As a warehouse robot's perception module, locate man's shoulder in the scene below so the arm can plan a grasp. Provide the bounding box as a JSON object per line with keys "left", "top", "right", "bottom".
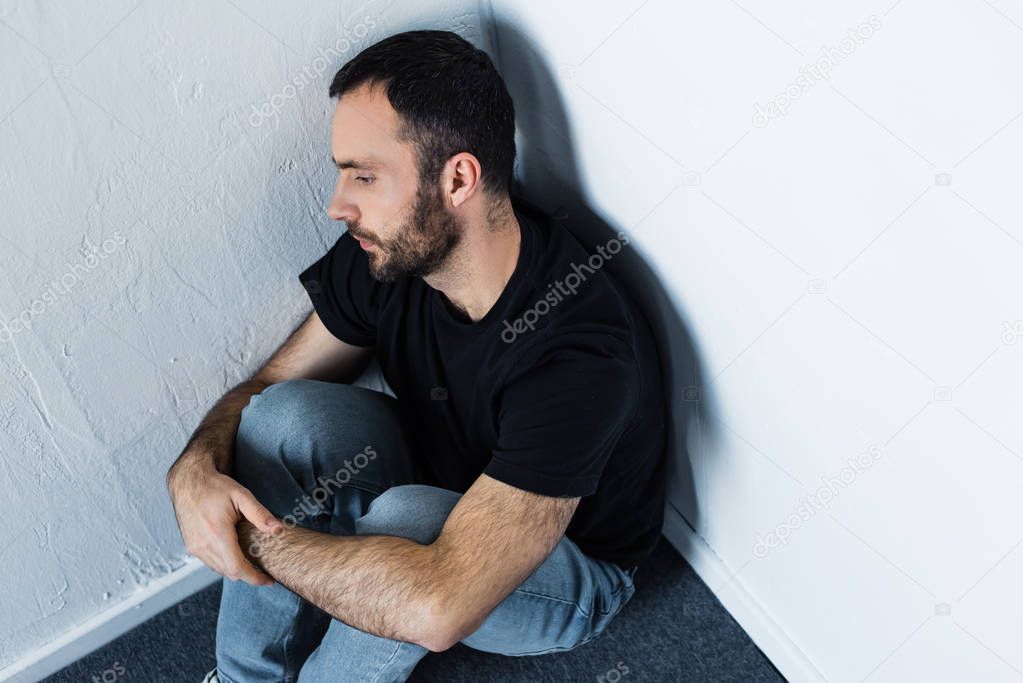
{"left": 517, "top": 220, "right": 638, "bottom": 343}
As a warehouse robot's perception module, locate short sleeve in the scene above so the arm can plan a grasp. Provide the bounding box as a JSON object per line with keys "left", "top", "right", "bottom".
{"left": 484, "top": 347, "right": 637, "bottom": 498}
{"left": 297, "top": 231, "right": 386, "bottom": 347}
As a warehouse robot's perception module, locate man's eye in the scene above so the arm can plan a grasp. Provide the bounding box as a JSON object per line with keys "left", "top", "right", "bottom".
{"left": 356, "top": 176, "right": 374, "bottom": 185}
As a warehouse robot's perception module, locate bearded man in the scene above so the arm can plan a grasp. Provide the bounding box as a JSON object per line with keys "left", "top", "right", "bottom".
{"left": 167, "top": 29, "right": 666, "bottom": 683}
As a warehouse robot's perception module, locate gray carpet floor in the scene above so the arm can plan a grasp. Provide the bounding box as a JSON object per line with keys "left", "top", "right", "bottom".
{"left": 44, "top": 539, "right": 785, "bottom": 682}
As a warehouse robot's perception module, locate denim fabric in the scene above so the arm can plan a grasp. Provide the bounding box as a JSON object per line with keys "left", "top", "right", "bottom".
{"left": 215, "top": 379, "right": 637, "bottom": 683}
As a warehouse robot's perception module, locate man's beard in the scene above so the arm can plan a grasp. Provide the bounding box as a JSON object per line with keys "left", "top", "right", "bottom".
{"left": 348, "top": 180, "right": 462, "bottom": 283}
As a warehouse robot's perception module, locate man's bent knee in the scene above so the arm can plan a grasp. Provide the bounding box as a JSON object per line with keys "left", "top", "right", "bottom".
{"left": 355, "top": 485, "right": 461, "bottom": 545}
{"left": 236, "top": 380, "right": 406, "bottom": 467}
{"left": 238, "top": 379, "right": 347, "bottom": 447}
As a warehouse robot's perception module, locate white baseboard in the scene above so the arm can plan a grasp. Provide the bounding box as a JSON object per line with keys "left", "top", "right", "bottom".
{"left": 661, "top": 502, "right": 827, "bottom": 683}
{"left": 0, "top": 560, "right": 219, "bottom": 683}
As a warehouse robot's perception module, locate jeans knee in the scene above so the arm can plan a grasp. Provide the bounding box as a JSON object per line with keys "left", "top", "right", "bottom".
{"left": 239, "top": 378, "right": 319, "bottom": 433}
{"left": 236, "top": 379, "right": 397, "bottom": 468}
{"left": 356, "top": 485, "right": 461, "bottom": 545}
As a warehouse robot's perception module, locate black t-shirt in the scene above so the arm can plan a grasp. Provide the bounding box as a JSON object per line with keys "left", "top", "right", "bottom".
{"left": 298, "top": 197, "right": 667, "bottom": 569}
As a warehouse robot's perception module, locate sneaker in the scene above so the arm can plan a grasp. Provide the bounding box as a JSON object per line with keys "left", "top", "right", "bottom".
{"left": 201, "top": 670, "right": 219, "bottom": 683}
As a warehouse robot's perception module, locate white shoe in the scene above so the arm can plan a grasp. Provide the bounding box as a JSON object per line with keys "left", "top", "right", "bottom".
{"left": 201, "top": 670, "right": 219, "bottom": 683}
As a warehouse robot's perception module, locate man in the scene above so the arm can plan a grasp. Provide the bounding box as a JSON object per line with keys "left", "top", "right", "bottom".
{"left": 167, "top": 29, "right": 666, "bottom": 683}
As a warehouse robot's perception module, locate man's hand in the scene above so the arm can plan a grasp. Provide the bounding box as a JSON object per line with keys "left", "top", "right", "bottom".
{"left": 168, "top": 455, "right": 282, "bottom": 586}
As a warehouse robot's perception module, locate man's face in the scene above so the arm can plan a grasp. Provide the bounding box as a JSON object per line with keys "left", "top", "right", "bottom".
{"left": 327, "top": 83, "right": 462, "bottom": 282}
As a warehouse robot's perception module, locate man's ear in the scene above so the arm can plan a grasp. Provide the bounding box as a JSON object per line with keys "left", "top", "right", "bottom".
{"left": 444, "top": 152, "right": 483, "bottom": 209}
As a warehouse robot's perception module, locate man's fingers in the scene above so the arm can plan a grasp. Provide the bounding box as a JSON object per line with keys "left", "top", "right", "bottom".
{"left": 249, "top": 569, "right": 275, "bottom": 586}
{"left": 234, "top": 489, "right": 283, "bottom": 534}
{"left": 236, "top": 561, "right": 275, "bottom": 586}
{"left": 220, "top": 535, "right": 275, "bottom": 586}
{"left": 212, "top": 557, "right": 272, "bottom": 586}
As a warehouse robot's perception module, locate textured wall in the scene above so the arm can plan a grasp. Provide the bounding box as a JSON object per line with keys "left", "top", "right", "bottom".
{"left": 487, "top": 1, "right": 1023, "bottom": 682}
{"left": 0, "top": 0, "right": 483, "bottom": 671}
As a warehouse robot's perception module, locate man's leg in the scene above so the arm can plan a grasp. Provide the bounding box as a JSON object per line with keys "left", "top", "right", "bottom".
{"left": 214, "top": 379, "right": 418, "bottom": 683}
{"left": 296, "top": 485, "right": 639, "bottom": 682}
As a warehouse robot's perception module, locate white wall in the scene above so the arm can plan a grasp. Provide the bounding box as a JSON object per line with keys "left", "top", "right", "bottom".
{"left": 487, "top": 1, "right": 1023, "bottom": 682}
{"left": 0, "top": 1, "right": 485, "bottom": 678}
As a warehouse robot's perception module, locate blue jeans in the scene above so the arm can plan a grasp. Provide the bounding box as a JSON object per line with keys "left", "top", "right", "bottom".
{"left": 215, "top": 379, "right": 638, "bottom": 683}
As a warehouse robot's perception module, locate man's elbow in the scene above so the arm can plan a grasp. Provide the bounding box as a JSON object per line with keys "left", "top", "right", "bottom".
{"left": 412, "top": 594, "right": 479, "bottom": 652}
{"left": 417, "top": 628, "right": 459, "bottom": 653}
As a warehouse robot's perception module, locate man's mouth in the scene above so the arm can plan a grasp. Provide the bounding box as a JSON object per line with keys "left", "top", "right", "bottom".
{"left": 349, "top": 230, "right": 377, "bottom": 250}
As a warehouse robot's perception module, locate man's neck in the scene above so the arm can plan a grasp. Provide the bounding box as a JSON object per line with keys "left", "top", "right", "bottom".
{"left": 424, "top": 201, "right": 521, "bottom": 322}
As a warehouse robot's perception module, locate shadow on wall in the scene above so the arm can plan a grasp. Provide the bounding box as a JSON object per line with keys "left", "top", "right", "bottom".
{"left": 486, "top": 18, "right": 709, "bottom": 548}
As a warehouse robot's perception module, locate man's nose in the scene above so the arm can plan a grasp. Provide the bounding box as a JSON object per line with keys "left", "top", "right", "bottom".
{"left": 327, "top": 179, "right": 357, "bottom": 222}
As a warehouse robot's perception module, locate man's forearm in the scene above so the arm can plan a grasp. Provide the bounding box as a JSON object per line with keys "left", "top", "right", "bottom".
{"left": 169, "top": 378, "right": 269, "bottom": 478}
{"left": 239, "top": 521, "right": 454, "bottom": 650}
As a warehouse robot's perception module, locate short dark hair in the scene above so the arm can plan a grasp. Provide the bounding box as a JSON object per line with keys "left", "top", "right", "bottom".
{"left": 328, "top": 30, "right": 516, "bottom": 199}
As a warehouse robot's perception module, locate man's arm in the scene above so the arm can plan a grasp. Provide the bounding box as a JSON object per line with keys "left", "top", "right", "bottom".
{"left": 170, "top": 310, "right": 370, "bottom": 474}
{"left": 238, "top": 473, "right": 579, "bottom": 651}
{"left": 167, "top": 310, "right": 373, "bottom": 585}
